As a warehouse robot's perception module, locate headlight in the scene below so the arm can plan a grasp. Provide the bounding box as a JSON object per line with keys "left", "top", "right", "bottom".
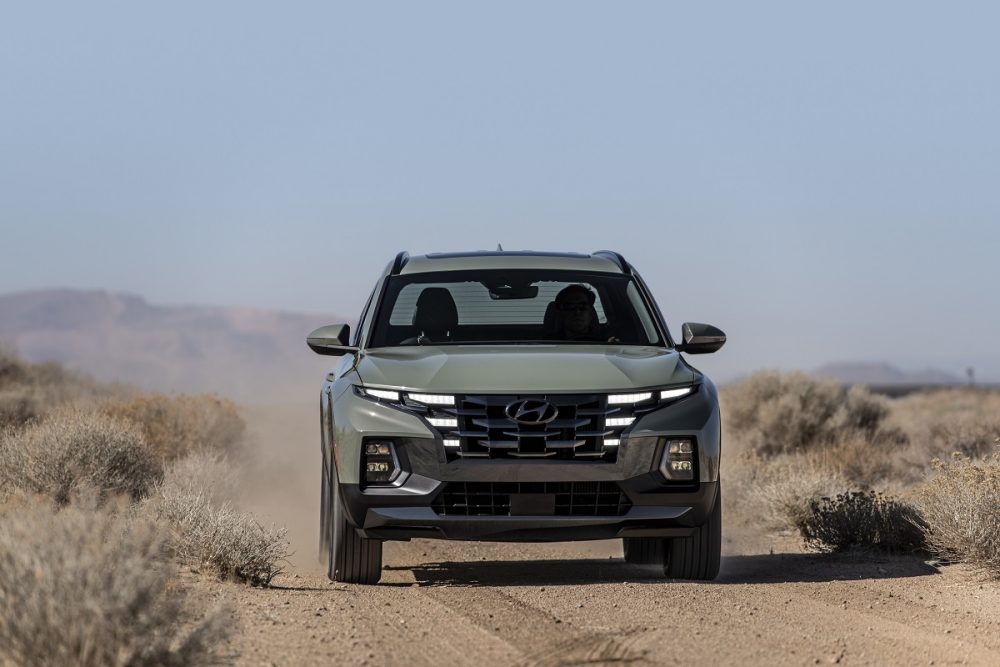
{"left": 355, "top": 386, "right": 457, "bottom": 407}
{"left": 360, "top": 387, "right": 400, "bottom": 401}
{"left": 608, "top": 385, "right": 695, "bottom": 406}
{"left": 660, "top": 387, "right": 693, "bottom": 400}
{"left": 602, "top": 385, "right": 697, "bottom": 447}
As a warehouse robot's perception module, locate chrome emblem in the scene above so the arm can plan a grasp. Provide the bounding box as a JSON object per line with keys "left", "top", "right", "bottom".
{"left": 505, "top": 399, "right": 558, "bottom": 425}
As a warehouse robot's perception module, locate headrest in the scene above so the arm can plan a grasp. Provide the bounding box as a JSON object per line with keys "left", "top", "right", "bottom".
{"left": 412, "top": 287, "right": 458, "bottom": 334}
{"left": 543, "top": 301, "right": 560, "bottom": 335}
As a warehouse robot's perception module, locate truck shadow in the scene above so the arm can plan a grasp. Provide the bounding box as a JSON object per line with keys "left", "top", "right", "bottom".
{"left": 400, "top": 552, "right": 938, "bottom": 588}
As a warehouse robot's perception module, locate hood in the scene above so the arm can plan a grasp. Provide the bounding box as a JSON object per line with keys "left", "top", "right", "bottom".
{"left": 354, "top": 345, "right": 695, "bottom": 394}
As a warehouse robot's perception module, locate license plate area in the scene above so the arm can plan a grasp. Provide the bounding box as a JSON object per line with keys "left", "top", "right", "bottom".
{"left": 509, "top": 494, "right": 555, "bottom": 516}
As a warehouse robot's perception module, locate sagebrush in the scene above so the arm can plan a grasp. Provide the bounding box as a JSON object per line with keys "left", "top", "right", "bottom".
{"left": 722, "top": 372, "right": 902, "bottom": 456}
{"left": 0, "top": 408, "right": 162, "bottom": 504}
{"left": 148, "top": 460, "right": 289, "bottom": 586}
{"left": 100, "top": 393, "right": 245, "bottom": 462}
{"left": 915, "top": 451, "right": 1000, "bottom": 577}
{"left": 0, "top": 346, "right": 110, "bottom": 429}
{"left": 796, "top": 491, "right": 926, "bottom": 554}
{"left": 0, "top": 497, "right": 231, "bottom": 667}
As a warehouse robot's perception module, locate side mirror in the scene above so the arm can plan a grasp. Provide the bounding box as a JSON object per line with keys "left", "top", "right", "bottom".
{"left": 677, "top": 322, "right": 726, "bottom": 354}
{"left": 306, "top": 324, "right": 359, "bottom": 356}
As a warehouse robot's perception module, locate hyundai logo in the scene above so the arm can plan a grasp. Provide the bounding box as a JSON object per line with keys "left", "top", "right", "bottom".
{"left": 505, "top": 399, "right": 558, "bottom": 425}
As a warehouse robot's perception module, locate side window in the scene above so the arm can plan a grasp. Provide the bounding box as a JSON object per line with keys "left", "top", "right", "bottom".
{"left": 626, "top": 282, "right": 659, "bottom": 344}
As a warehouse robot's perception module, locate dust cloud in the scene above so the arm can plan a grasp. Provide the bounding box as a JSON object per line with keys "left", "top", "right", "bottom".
{"left": 238, "top": 401, "right": 326, "bottom": 573}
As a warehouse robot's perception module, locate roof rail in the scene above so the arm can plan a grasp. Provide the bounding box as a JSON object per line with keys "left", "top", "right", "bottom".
{"left": 390, "top": 251, "right": 410, "bottom": 275}
{"left": 592, "top": 250, "right": 630, "bottom": 274}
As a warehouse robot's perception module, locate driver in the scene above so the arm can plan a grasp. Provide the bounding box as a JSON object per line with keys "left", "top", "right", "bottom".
{"left": 549, "top": 284, "right": 602, "bottom": 341}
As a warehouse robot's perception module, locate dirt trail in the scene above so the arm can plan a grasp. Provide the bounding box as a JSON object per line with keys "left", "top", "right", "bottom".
{"left": 204, "top": 404, "right": 1000, "bottom": 666}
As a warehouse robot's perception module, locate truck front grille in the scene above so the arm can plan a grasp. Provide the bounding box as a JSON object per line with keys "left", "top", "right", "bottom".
{"left": 429, "top": 393, "right": 629, "bottom": 461}
{"left": 431, "top": 481, "right": 632, "bottom": 516}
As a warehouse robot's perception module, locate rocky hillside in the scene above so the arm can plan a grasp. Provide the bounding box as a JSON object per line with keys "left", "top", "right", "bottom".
{"left": 0, "top": 289, "right": 342, "bottom": 403}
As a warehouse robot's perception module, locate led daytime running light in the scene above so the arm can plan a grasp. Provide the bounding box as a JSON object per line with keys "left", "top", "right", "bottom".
{"left": 365, "top": 388, "right": 400, "bottom": 401}
{"left": 661, "top": 387, "right": 693, "bottom": 400}
{"left": 407, "top": 393, "right": 455, "bottom": 405}
{"left": 608, "top": 392, "right": 652, "bottom": 404}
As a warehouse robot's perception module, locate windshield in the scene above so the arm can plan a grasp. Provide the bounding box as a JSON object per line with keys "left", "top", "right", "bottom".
{"left": 367, "top": 269, "right": 664, "bottom": 347}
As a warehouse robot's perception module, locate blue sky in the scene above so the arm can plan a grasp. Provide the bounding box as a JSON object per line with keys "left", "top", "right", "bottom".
{"left": 2, "top": 1, "right": 998, "bottom": 380}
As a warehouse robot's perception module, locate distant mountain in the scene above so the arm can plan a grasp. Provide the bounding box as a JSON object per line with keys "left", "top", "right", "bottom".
{"left": 812, "top": 362, "right": 965, "bottom": 386}
{"left": 0, "top": 289, "right": 344, "bottom": 403}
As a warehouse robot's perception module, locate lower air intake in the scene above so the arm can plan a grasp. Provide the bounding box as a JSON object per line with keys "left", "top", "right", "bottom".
{"left": 431, "top": 481, "right": 631, "bottom": 517}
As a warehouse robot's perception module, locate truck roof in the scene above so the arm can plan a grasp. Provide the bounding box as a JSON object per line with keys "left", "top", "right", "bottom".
{"left": 397, "top": 250, "right": 628, "bottom": 275}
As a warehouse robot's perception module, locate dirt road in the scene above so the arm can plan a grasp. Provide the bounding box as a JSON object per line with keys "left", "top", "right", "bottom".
{"left": 205, "top": 404, "right": 1000, "bottom": 666}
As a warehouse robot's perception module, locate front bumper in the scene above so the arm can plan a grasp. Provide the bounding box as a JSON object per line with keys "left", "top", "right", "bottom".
{"left": 326, "top": 380, "right": 722, "bottom": 542}
{"left": 346, "top": 480, "right": 718, "bottom": 541}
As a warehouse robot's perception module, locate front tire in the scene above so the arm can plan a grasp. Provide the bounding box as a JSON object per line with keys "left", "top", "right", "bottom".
{"left": 623, "top": 537, "right": 664, "bottom": 565}
{"left": 324, "top": 459, "right": 382, "bottom": 584}
{"left": 664, "top": 486, "right": 722, "bottom": 580}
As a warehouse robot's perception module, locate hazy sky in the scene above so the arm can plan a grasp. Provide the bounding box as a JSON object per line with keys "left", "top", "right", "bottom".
{"left": 2, "top": 2, "right": 998, "bottom": 380}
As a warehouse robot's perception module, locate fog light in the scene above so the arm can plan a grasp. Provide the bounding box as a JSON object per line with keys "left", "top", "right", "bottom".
{"left": 659, "top": 438, "right": 695, "bottom": 481}
{"left": 363, "top": 440, "right": 400, "bottom": 484}
{"left": 668, "top": 440, "right": 693, "bottom": 455}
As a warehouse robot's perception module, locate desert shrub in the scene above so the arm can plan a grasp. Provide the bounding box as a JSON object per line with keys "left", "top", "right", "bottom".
{"left": 724, "top": 371, "right": 843, "bottom": 454}
{"left": 751, "top": 457, "right": 848, "bottom": 530}
{"left": 915, "top": 451, "right": 1000, "bottom": 577}
{"left": 148, "top": 462, "right": 288, "bottom": 585}
{"left": 926, "top": 418, "right": 1000, "bottom": 459}
{"left": 806, "top": 430, "right": 909, "bottom": 489}
{"left": 158, "top": 451, "right": 240, "bottom": 505}
{"left": 722, "top": 371, "right": 899, "bottom": 456}
{"left": 0, "top": 498, "right": 231, "bottom": 666}
{"left": 839, "top": 385, "right": 891, "bottom": 432}
{"left": 101, "top": 393, "right": 245, "bottom": 463}
{"left": 0, "top": 385, "right": 43, "bottom": 429}
{"left": 0, "top": 409, "right": 162, "bottom": 504}
{"left": 0, "top": 347, "right": 111, "bottom": 429}
{"left": 796, "top": 491, "right": 926, "bottom": 554}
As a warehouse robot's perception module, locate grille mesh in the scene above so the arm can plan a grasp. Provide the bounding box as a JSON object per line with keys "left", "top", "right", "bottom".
{"left": 431, "top": 481, "right": 632, "bottom": 516}
{"left": 436, "top": 393, "right": 624, "bottom": 460}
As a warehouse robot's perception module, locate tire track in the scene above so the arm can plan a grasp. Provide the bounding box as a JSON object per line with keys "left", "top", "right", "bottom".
{"left": 417, "top": 584, "right": 652, "bottom": 667}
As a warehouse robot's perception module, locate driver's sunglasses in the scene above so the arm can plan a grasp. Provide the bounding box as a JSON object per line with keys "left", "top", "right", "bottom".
{"left": 558, "top": 302, "right": 590, "bottom": 313}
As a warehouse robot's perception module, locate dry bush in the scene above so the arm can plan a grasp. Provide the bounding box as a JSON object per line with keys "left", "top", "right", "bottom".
{"left": 159, "top": 451, "right": 240, "bottom": 505}
{"left": 796, "top": 491, "right": 926, "bottom": 554}
{"left": 722, "top": 372, "right": 901, "bottom": 456}
{"left": 152, "top": 491, "right": 289, "bottom": 586}
{"left": 926, "top": 417, "right": 1000, "bottom": 459}
{"left": 915, "top": 451, "right": 1000, "bottom": 577}
{"left": 0, "top": 346, "right": 111, "bottom": 430}
{"left": 890, "top": 389, "right": 1000, "bottom": 458}
{"left": 0, "top": 497, "right": 231, "bottom": 666}
{"left": 147, "top": 460, "right": 288, "bottom": 586}
{"left": 101, "top": 393, "right": 245, "bottom": 463}
{"left": 0, "top": 409, "right": 162, "bottom": 505}
{"left": 0, "top": 385, "right": 43, "bottom": 429}
{"left": 868, "top": 389, "right": 1000, "bottom": 486}
{"left": 805, "top": 431, "right": 906, "bottom": 489}
{"left": 751, "top": 457, "right": 849, "bottom": 530}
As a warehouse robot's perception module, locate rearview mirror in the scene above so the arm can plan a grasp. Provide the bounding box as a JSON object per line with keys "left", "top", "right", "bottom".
{"left": 306, "top": 324, "right": 359, "bottom": 356}
{"left": 677, "top": 322, "right": 726, "bottom": 354}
